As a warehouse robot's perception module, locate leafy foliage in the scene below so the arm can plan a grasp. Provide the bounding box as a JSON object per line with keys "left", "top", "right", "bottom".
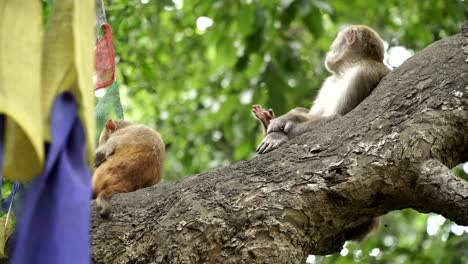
{"left": 101, "top": 0, "right": 468, "bottom": 262}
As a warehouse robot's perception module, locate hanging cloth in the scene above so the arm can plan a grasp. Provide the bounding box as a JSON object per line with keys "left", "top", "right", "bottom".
{"left": 94, "top": 23, "right": 116, "bottom": 90}
{"left": 10, "top": 93, "right": 92, "bottom": 264}
{"left": 0, "top": 0, "right": 95, "bottom": 181}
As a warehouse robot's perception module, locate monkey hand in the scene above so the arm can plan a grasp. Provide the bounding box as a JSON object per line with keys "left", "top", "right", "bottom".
{"left": 256, "top": 132, "right": 289, "bottom": 154}
{"left": 267, "top": 117, "right": 298, "bottom": 135}
{"left": 95, "top": 151, "right": 107, "bottom": 168}
{"left": 95, "top": 144, "right": 116, "bottom": 167}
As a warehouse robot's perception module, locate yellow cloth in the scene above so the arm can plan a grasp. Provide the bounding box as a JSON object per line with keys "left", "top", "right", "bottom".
{"left": 0, "top": 0, "right": 95, "bottom": 181}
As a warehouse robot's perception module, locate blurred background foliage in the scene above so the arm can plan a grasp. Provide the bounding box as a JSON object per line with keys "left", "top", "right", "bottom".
{"left": 67, "top": 0, "right": 468, "bottom": 262}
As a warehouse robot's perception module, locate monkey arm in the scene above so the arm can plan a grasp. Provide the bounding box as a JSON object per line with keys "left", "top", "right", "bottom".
{"left": 256, "top": 132, "right": 289, "bottom": 154}
{"left": 266, "top": 107, "right": 310, "bottom": 134}
{"left": 257, "top": 114, "right": 338, "bottom": 154}
{"left": 255, "top": 115, "right": 293, "bottom": 154}
{"left": 287, "top": 114, "right": 339, "bottom": 137}
{"left": 95, "top": 139, "right": 117, "bottom": 167}
{"left": 257, "top": 108, "right": 314, "bottom": 154}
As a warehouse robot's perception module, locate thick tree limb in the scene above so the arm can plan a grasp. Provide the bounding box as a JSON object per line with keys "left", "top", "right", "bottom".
{"left": 91, "top": 25, "right": 468, "bottom": 263}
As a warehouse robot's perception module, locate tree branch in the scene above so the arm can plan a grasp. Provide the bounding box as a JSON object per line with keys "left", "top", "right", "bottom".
{"left": 414, "top": 159, "right": 468, "bottom": 225}
{"left": 90, "top": 26, "right": 468, "bottom": 263}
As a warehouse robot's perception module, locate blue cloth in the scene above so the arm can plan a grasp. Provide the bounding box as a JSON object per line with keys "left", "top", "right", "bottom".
{"left": 9, "top": 92, "right": 91, "bottom": 264}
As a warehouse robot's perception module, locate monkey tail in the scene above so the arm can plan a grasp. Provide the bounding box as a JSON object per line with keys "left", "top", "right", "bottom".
{"left": 96, "top": 193, "right": 112, "bottom": 218}
{"left": 95, "top": 183, "right": 129, "bottom": 218}
{"left": 345, "top": 216, "right": 382, "bottom": 242}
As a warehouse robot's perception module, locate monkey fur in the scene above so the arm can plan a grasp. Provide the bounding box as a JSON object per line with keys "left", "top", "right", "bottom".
{"left": 92, "top": 119, "right": 165, "bottom": 218}
{"left": 256, "top": 25, "right": 390, "bottom": 154}
{"left": 253, "top": 25, "right": 390, "bottom": 242}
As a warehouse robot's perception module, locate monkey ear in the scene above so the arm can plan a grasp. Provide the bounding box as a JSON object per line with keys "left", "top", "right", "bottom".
{"left": 345, "top": 29, "right": 357, "bottom": 45}
{"left": 105, "top": 119, "right": 116, "bottom": 132}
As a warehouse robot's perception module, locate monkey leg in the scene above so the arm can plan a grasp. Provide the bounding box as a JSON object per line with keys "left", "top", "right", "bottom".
{"left": 252, "top": 104, "right": 275, "bottom": 131}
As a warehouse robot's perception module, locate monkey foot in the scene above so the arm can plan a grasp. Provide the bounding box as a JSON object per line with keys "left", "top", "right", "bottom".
{"left": 252, "top": 105, "right": 275, "bottom": 125}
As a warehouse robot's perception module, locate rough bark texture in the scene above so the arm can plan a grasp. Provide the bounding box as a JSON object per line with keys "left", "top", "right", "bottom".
{"left": 91, "top": 25, "right": 468, "bottom": 264}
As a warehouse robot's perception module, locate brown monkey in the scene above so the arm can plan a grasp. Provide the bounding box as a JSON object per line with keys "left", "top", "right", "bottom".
{"left": 92, "top": 119, "right": 165, "bottom": 218}
{"left": 256, "top": 25, "right": 390, "bottom": 154}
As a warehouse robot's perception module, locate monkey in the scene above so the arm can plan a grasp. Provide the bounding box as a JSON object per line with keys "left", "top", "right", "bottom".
{"left": 256, "top": 25, "right": 390, "bottom": 154}
{"left": 92, "top": 119, "right": 165, "bottom": 218}
{"left": 253, "top": 25, "right": 390, "bottom": 242}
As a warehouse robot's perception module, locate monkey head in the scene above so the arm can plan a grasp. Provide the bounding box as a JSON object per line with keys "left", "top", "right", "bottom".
{"left": 98, "top": 119, "right": 133, "bottom": 146}
{"left": 325, "top": 25, "right": 385, "bottom": 73}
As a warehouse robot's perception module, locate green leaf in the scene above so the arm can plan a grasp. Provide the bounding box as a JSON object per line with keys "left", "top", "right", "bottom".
{"left": 312, "top": 0, "right": 333, "bottom": 14}
{"left": 279, "top": 2, "right": 297, "bottom": 28}
{"left": 263, "top": 62, "right": 290, "bottom": 114}
{"left": 237, "top": 4, "right": 255, "bottom": 36}
{"left": 302, "top": 6, "right": 323, "bottom": 37}
{"left": 234, "top": 140, "right": 252, "bottom": 160}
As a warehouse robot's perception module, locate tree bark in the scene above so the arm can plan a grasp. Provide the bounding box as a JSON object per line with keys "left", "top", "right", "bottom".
{"left": 91, "top": 25, "right": 468, "bottom": 264}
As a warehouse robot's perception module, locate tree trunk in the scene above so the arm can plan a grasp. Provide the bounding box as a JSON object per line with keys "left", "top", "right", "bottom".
{"left": 91, "top": 24, "right": 468, "bottom": 264}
